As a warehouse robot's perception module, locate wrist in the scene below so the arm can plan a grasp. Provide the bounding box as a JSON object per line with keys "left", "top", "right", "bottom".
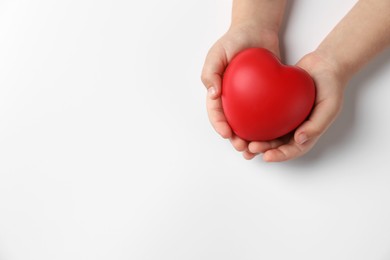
{"left": 230, "top": 19, "right": 280, "bottom": 38}
{"left": 310, "top": 49, "right": 352, "bottom": 86}
{"left": 297, "top": 51, "right": 350, "bottom": 91}
{"left": 230, "top": 0, "right": 286, "bottom": 38}
{"left": 228, "top": 22, "right": 280, "bottom": 56}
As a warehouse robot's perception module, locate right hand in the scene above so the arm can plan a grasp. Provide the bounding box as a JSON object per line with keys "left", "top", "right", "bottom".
{"left": 201, "top": 24, "right": 280, "bottom": 159}
{"left": 247, "top": 51, "right": 346, "bottom": 162}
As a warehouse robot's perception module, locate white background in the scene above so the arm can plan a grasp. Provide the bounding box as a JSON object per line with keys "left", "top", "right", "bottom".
{"left": 1, "top": 0, "right": 390, "bottom": 259}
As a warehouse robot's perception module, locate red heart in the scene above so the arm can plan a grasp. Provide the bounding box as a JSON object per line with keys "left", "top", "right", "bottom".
{"left": 222, "top": 48, "right": 315, "bottom": 141}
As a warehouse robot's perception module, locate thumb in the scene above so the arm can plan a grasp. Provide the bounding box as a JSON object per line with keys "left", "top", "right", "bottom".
{"left": 201, "top": 46, "right": 227, "bottom": 100}
{"left": 294, "top": 99, "right": 341, "bottom": 144}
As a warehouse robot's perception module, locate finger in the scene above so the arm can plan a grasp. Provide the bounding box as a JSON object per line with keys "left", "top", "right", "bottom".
{"left": 243, "top": 150, "right": 258, "bottom": 160}
{"left": 263, "top": 138, "right": 317, "bottom": 162}
{"left": 294, "top": 98, "right": 341, "bottom": 144}
{"left": 262, "top": 98, "right": 341, "bottom": 162}
{"left": 229, "top": 135, "right": 248, "bottom": 152}
{"left": 206, "top": 93, "right": 232, "bottom": 139}
{"left": 201, "top": 45, "right": 227, "bottom": 99}
{"left": 248, "top": 139, "right": 284, "bottom": 154}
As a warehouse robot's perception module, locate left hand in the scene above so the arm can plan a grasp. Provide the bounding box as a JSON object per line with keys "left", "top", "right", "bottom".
{"left": 201, "top": 24, "right": 281, "bottom": 160}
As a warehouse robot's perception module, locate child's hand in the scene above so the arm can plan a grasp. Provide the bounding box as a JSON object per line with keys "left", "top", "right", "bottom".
{"left": 248, "top": 51, "right": 347, "bottom": 162}
{"left": 203, "top": 0, "right": 389, "bottom": 162}
{"left": 201, "top": 25, "right": 280, "bottom": 159}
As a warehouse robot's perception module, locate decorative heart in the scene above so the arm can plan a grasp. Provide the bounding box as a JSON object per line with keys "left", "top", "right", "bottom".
{"left": 222, "top": 48, "right": 315, "bottom": 141}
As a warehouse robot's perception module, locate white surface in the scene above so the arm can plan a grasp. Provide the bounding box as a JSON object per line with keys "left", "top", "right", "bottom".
{"left": 1, "top": 0, "right": 390, "bottom": 259}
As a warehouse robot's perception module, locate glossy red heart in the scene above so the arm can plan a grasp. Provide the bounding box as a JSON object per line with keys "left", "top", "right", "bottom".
{"left": 222, "top": 48, "right": 316, "bottom": 141}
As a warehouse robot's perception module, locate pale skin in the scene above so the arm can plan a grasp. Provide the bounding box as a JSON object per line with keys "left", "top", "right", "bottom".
{"left": 201, "top": 0, "right": 390, "bottom": 162}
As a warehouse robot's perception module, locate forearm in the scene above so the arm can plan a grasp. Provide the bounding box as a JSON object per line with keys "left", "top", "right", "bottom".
{"left": 316, "top": 0, "right": 390, "bottom": 81}
{"left": 231, "top": 0, "right": 287, "bottom": 33}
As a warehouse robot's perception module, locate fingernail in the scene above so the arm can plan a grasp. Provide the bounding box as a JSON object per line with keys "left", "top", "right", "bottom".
{"left": 297, "top": 133, "right": 308, "bottom": 144}
{"left": 208, "top": 87, "right": 216, "bottom": 97}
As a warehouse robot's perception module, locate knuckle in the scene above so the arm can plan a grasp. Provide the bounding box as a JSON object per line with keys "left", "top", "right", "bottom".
{"left": 230, "top": 137, "right": 247, "bottom": 151}
{"left": 200, "top": 73, "right": 210, "bottom": 87}
{"left": 231, "top": 141, "right": 244, "bottom": 151}
{"left": 248, "top": 143, "right": 256, "bottom": 153}
{"left": 310, "top": 126, "right": 323, "bottom": 137}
